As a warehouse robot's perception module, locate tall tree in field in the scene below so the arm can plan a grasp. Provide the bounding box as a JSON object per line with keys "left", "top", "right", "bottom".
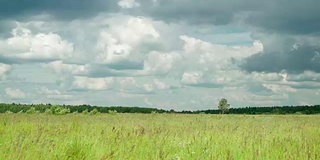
{"left": 218, "top": 98, "right": 230, "bottom": 114}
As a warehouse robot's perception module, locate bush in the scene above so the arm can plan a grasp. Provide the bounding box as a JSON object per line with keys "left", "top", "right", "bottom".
{"left": 54, "top": 107, "right": 70, "bottom": 115}
{"left": 151, "top": 111, "right": 159, "bottom": 114}
{"left": 108, "top": 110, "right": 118, "bottom": 114}
{"left": 90, "top": 109, "right": 100, "bottom": 115}
{"left": 26, "top": 107, "right": 40, "bottom": 114}
{"left": 45, "top": 108, "right": 53, "bottom": 114}
{"left": 47, "top": 106, "right": 70, "bottom": 115}
{"left": 71, "top": 111, "right": 79, "bottom": 114}
{"left": 82, "top": 109, "right": 89, "bottom": 115}
{"left": 5, "top": 110, "right": 13, "bottom": 114}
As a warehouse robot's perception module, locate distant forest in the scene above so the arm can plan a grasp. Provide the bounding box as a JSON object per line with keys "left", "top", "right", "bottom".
{"left": 1, "top": 103, "right": 320, "bottom": 115}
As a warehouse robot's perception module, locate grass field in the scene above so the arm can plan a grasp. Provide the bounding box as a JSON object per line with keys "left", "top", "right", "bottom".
{"left": 0, "top": 114, "right": 319, "bottom": 160}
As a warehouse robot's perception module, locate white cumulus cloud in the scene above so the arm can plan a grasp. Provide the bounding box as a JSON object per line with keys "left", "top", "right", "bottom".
{"left": 72, "top": 76, "right": 114, "bottom": 90}
{"left": 2, "top": 23, "right": 73, "bottom": 61}
{"left": 0, "top": 64, "right": 11, "bottom": 80}
{"left": 118, "top": 0, "right": 140, "bottom": 8}
{"left": 5, "top": 88, "right": 26, "bottom": 99}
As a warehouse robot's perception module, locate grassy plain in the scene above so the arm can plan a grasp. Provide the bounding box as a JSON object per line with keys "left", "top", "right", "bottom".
{"left": 0, "top": 113, "right": 319, "bottom": 160}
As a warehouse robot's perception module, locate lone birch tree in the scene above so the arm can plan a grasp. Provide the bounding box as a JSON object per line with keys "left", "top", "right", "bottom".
{"left": 218, "top": 98, "right": 230, "bottom": 114}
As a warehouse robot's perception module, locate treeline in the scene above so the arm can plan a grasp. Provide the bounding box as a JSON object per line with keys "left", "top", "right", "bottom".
{"left": 192, "top": 105, "right": 320, "bottom": 115}
{"left": 1, "top": 103, "right": 320, "bottom": 114}
{"left": 0, "top": 103, "right": 167, "bottom": 114}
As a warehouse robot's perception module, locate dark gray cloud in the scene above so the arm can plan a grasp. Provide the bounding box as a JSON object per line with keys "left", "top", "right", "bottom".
{"left": 1, "top": 0, "right": 319, "bottom": 36}
{"left": 74, "top": 64, "right": 138, "bottom": 78}
{"left": 0, "top": 55, "right": 58, "bottom": 64}
{"left": 2, "top": 0, "right": 319, "bottom": 36}
{"left": 185, "top": 83, "right": 223, "bottom": 88}
{"left": 290, "top": 82, "right": 320, "bottom": 89}
{"left": 240, "top": 46, "right": 320, "bottom": 73}
{"left": 107, "top": 61, "right": 144, "bottom": 70}
{"left": 0, "top": 21, "right": 16, "bottom": 38}
{"left": 245, "top": 0, "right": 320, "bottom": 35}
{"left": 136, "top": 0, "right": 320, "bottom": 35}
{"left": 0, "top": 0, "right": 119, "bottom": 20}
{"left": 135, "top": 0, "right": 261, "bottom": 25}
{"left": 287, "top": 74, "right": 320, "bottom": 82}
{"left": 244, "top": 83, "right": 273, "bottom": 95}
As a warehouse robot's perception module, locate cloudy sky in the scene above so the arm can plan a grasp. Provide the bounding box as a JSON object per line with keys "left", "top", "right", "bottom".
{"left": 0, "top": 0, "right": 320, "bottom": 110}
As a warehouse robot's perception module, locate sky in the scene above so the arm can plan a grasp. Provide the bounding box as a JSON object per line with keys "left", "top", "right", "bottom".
{"left": 0, "top": 0, "right": 320, "bottom": 111}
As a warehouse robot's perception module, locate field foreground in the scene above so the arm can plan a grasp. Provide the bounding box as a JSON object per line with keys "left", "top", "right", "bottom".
{"left": 0, "top": 114, "right": 319, "bottom": 160}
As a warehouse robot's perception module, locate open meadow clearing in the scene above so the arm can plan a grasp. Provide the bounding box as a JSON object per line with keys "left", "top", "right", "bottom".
{"left": 0, "top": 114, "right": 319, "bottom": 160}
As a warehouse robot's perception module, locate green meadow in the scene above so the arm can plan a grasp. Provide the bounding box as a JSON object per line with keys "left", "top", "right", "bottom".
{"left": 0, "top": 114, "right": 319, "bottom": 160}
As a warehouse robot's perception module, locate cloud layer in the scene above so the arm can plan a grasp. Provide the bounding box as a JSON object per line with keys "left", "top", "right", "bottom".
{"left": 0, "top": 0, "right": 319, "bottom": 110}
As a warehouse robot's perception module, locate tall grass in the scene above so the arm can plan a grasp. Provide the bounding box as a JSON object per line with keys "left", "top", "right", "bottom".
{"left": 0, "top": 114, "right": 319, "bottom": 159}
